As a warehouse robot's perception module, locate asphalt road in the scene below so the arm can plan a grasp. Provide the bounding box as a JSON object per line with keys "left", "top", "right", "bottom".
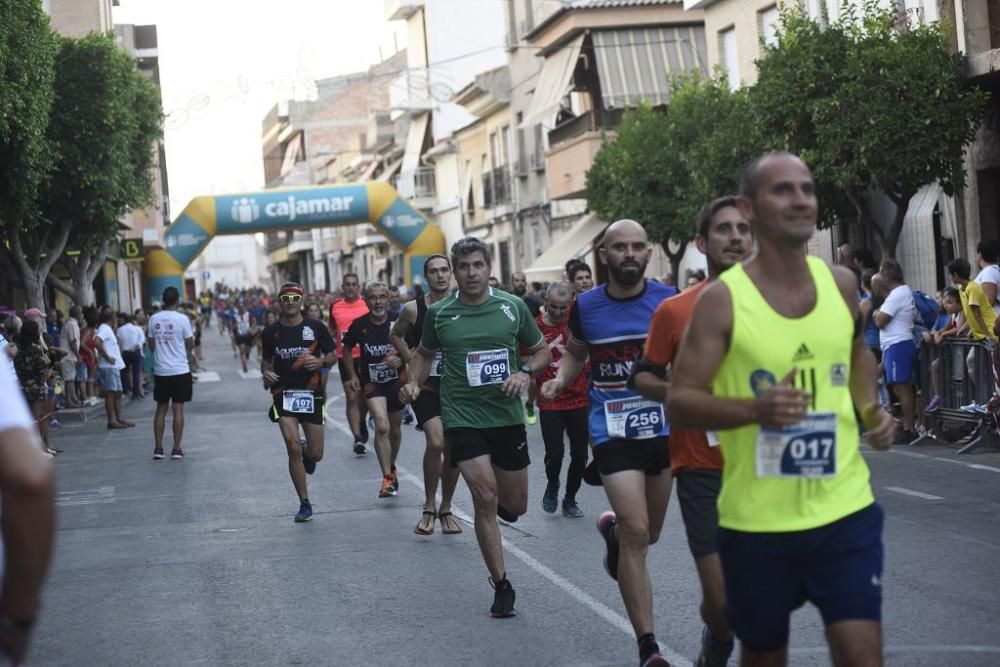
{"left": 31, "top": 328, "right": 1000, "bottom": 666}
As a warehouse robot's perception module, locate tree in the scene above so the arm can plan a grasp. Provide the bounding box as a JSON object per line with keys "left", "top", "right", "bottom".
{"left": 41, "top": 33, "right": 163, "bottom": 306}
{"left": 586, "top": 74, "right": 758, "bottom": 278}
{"left": 751, "top": 2, "right": 988, "bottom": 257}
{"left": 0, "top": 0, "right": 59, "bottom": 308}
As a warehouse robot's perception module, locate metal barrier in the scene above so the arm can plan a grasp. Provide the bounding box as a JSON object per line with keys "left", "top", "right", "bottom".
{"left": 913, "top": 338, "right": 1000, "bottom": 454}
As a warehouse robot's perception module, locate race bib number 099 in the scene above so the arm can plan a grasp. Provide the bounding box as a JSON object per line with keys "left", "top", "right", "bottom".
{"left": 466, "top": 349, "right": 509, "bottom": 387}
{"left": 604, "top": 397, "right": 665, "bottom": 439}
{"left": 756, "top": 412, "right": 837, "bottom": 478}
{"left": 282, "top": 390, "right": 315, "bottom": 414}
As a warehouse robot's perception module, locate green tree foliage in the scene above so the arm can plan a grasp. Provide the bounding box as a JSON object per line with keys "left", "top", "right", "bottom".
{"left": 586, "top": 74, "right": 758, "bottom": 277}
{"left": 751, "top": 1, "right": 987, "bottom": 256}
{"left": 43, "top": 33, "right": 164, "bottom": 305}
{"left": 0, "top": 0, "right": 59, "bottom": 307}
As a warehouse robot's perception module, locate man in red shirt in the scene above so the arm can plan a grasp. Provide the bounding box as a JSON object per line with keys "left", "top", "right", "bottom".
{"left": 633, "top": 196, "right": 751, "bottom": 667}
{"left": 330, "top": 273, "right": 371, "bottom": 455}
{"left": 535, "top": 283, "right": 590, "bottom": 518}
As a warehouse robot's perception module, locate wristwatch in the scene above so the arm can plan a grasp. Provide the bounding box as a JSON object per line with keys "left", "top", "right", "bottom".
{"left": 520, "top": 362, "right": 533, "bottom": 377}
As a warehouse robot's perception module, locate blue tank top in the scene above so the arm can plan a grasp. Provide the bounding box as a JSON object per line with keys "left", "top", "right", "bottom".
{"left": 569, "top": 280, "right": 676, "bottom": 445}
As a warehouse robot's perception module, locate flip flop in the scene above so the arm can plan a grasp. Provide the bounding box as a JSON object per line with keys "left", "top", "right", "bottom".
{"left": 414, "top": 509, "right": 436, "bottom": 536}
{"left": 439, "top": 511, "right": 463, "bottom": 535}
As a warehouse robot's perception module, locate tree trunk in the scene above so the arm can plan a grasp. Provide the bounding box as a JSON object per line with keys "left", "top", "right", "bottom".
{"left": 885, "top": 194, "right": 912, "bottom": 260}
{"left": 3, "top": 220, "right": 73, "bottom": 310}
{"left": 48, "top": 241, "right": 108, "bottom": 307}
{"left": 661, "top": 238, "right": 688, "bottom": 286}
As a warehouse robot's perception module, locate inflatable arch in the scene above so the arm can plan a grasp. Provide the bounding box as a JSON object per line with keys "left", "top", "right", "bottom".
{"left": 143, "top": 182, "right": 447, "bottom": 300}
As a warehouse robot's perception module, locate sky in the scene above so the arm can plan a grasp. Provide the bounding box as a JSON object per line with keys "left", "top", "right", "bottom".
{"left": 114, "top": 0, "right": 406, "bottom": 218}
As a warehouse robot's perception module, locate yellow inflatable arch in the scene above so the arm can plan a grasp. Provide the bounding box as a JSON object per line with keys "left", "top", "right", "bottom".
{"left": 144, "top": 182, "right": 446, "bottom": 299}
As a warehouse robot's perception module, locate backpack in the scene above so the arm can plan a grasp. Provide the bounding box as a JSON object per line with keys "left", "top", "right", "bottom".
{"left": 912, "top": 290, "right": 938, "bottom": 330}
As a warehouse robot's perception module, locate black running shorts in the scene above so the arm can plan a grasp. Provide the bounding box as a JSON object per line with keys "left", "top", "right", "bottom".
{"left": 269, "top": 390, "right": 325, "bottom": 426}
{"left": 338, "top": 356, "right": 362, "bottom": 380}
{"left": 364, "top": 381, "right": 406, "bottom": 413}
{"left": 592, "top": 437, "right": 670, "bottom": 476}
{"left": 153, "top": 373, "right": 193, "bottom": 404}
{"left": 676, "top": 468, "right": 722, "bottom": 558}
{"left": 412, "top": 388, "right": 441, "bottom": 429}
{"left": 446, "top": 425, "right": 530, "bottom": 471}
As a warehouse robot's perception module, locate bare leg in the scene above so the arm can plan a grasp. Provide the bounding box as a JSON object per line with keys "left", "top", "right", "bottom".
{"left": 301, "top": 421, "right": 325, "bottom": 463}
{"left": 388, "top": 408, "right": 403, "bottom": 468}
{"left": 278, "top": 417, "right": 308, "bottom": 501}
{"left": 892, "top": 383, "right": 915, "bottom": 431}
{"left": 826, "top": 620, "right": 882, "bottom": 667}
{"left": 171, "top": 403, "right": 185, "bottom": 451}
{"left": 458, "top": 455, "right": 505, "bottom": 579}
{"left": 344, "top": 383, "right": 363, "bottom": 437}
{"left": 368, "top": 397, "right": 392, "bottom": 476}
{"left": 153, "top": 402, "right": 169, "bottom": 450}
{"left": 695, "top": 553, "right": 733, "bottom": 643}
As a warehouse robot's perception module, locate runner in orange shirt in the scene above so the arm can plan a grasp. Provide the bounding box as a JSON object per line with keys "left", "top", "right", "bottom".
{"left": 330, "top": 273, "right": 371, "bottom": 455}
{"left": 632, "top": 196, "right": 751, "bottom": 667}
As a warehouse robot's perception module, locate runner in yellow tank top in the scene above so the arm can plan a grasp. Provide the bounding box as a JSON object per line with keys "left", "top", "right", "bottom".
{"left": 669, "top": 153, "right": 896, "bottom": 666}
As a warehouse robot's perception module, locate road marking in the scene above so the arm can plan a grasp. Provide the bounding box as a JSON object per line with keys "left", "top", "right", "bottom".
{"left": 238, "top": 369, "right": 262, "bottom": 379}
{"left": 865, "top": 447, "right": 1000, "bottom": 474}
{"left": 57, "top": 486, "right": 115, "bottom": 507}
{"left": 791, "top": 644, "right": 1000, "bottom": 655}
{"left": 193, "top": 371, "right": 221, "bottom": 382}
{"left": 324, "top": 394, "right": 344, "bottom": 409}
{"left": 885, "top": 486, "right": 943, "bottom": 500}
{"left": 326, "top": 417, "right": 692, "bottom": 667}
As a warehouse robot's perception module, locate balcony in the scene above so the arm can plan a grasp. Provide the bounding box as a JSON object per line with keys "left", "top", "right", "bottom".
{"left": 546, "top": 110, "right": 623, "bottom": 200}
{"left": 395, "top": 167, "right": 437, "bottom": 211}
{"left": 385, "top": 0, "right": 423, "bottom": 21}
{"left": 481, "top": 167, "right": 512, "bottom": 210}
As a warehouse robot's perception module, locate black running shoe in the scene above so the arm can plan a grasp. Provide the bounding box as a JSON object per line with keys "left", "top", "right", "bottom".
{"left": 353, "top": 440, "right": 367, "bottom": 457}
{"left": 696, "top": 625, "right": 734, "bottom": 667}
{"left": 300, "top": 439, "right": 315, "bottom": 475}
{"left": 597, "top": 511, "right": 620, "bottom": 581}
{"left": 489, "top": 577, "right": 516, "bottom": 618}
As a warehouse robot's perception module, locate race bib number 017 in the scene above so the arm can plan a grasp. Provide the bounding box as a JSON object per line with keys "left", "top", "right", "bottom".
{"left": 466, "top": 349, "right": 509, "bottom": 387}
{"left": 282, "top": 390, "right": 315, "bottom": 414}
{"left": 369, "top": 362, "right": 399, "bottom": 384}
{"left": 755, "top": 412, "right": 837, "bottom": 478}
{"left": 604, "top": 397, "right": 665, "bottom": 439}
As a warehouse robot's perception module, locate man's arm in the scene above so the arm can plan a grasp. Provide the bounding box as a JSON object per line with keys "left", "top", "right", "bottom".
{"left": 633, "top": 363, "right": 668, "bottom": 403}
{"left": 503, "top": 337, "right": 552, "bottom": 398}
{"left": 0, "top": 426, "right": 55, "bottom": 664}
{"left": 540, "top": 337, "right": 588, "bottom": 401}
{"left": 669, "top": 282, "right": 811, "bottom": 431}
{"left": 388, "top": 301, "right": 417, "bottom": 366}
{"left": 93, "top": 334, "right": 113, "bottom": 363}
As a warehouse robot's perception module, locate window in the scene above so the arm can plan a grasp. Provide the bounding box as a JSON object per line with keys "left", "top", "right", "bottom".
{"left": 760, "top": 5, "right": 780, "bottom": 48}
{"left": 720, "top": 27, "right": 739, "bottom": 91}
{"left": 500, "top": 125, "right": 511, "bottom": 167}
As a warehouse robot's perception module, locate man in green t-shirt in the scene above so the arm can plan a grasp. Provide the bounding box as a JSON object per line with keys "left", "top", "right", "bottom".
{"left": 400, "top": 237, "right": 550, "bottom": 619}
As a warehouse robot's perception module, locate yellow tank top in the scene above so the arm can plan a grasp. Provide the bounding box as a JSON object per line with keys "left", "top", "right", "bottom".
{"left": 714, "top": 257, "right": 873, "bottom": 532}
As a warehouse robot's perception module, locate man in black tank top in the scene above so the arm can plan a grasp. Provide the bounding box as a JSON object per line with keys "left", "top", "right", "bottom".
{"left": 390, "top": 254, "right": 463, "bottom": 535}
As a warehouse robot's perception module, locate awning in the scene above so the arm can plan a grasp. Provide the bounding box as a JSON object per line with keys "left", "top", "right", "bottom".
{"left": 401, "top": 113, "right": 429, "bottom": 174}
{"left": 377, "top": 159, "right": 403, "bottom": 183}
{"left": 897, "top": 182, "right": 941, "bottom": 296}
{"left": 592, "top": 26, "right": 708, "bottom": 109}
{"left": 520, "top": 34, "right": 585, "bottom": 128}
{"left": 524, "top": 212, "right": 606, "bottom": 281}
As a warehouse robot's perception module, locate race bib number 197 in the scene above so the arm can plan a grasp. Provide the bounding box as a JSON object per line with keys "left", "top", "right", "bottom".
{"left": 466, "top": 349, "right": 509, "bottom": 387}
{"left": 755, "top": 412, "right": 837, "bottom": 478}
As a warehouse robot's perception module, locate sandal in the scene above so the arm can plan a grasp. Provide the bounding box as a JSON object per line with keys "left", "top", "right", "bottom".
{"left": 414, "top": 509, "right": 436, "bottom": 535}
{"left": 439, "top": 511, "right": 463, "bottom": 535}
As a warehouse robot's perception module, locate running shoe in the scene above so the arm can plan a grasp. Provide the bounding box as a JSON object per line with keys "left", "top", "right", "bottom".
{"left": 403, "top": 408, "right": 414, "bottom": 425}
{"left": 359, "top": 421, "right": 369, "bottom": 444}
{"left": 300, "top": 438, "right": 315, "bottom": 475}
{"left": 353, "top": 440, "right": 367, "bottom": 457}
{"left": 170, "top": 449, "right": 184, "bottom": 460}
{"left": 562, "top": 499, "right": 584, "bottom": 518}
{"left": 294, "top": 501, "right": 313, "bottom": 522}
{"left": 696, "top": 625, "right": 734, "bottom": 667}
{"left": 390, "top": 466, "right": 399, "bottom": 493}
{"left": 526, "top": 403, "right": 537, "bottom": 426}
{"left": 597, "top": 511, "right": 620, "bottom": 581}
{"left": 926, "top": 395, "right": 942, "bottom": 413}
{"left": 378, "top": 475, "right": 397, "bottom": 498}
{"left": 488, "top": 577, "right": 516, "bottom": 618}
{"left": 153, "top": 448, "right": 165, "bottom": 460}
{"left": 542, "top": 482, "right": 558, "bottom": 513}
{"left": 641, "top": 653, "right": 671, "bottom": 667}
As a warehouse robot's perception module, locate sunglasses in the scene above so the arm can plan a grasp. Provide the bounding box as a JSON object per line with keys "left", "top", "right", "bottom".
{"left": 279, "top": 294, "right": 302, "bottom": 303}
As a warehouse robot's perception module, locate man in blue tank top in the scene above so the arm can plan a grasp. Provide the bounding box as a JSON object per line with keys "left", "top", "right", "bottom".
{"left": 542, "top": 219, "right": 677, "bottom": 667}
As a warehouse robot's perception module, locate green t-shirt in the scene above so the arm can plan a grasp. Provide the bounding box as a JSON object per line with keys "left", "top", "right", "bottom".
{"left": 420, "top": 288, "right": 543, "bottom": 429}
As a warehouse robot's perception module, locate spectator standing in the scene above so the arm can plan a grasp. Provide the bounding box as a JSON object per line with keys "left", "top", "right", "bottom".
{"left": 61, "top": 307, "right": 82, "bottom": 408}
{"left": 13, "top": 320, "right": 57, "bottom": 456}
{"left": 147, "top": 287, "right": 195, "bottom": 460}
{"left": 973, "top": 239, "right": 1000, "bottom": 319}
{"left": 873, "top": 259, "right": 918, "bottom": 444}
{"left": 116, "top": 314, "right": 145, "bottom": 400}
{"left": 94, "top": 309, "right": 131, "bottom": 430}
{"left": 80, "top": 308, "right": 99, "bottom": 403}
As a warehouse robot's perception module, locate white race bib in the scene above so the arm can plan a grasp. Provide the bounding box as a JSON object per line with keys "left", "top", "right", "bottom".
{"left": 369, "top": 361, "right": 399, "bottom": 384}
{"left": 430, "top": 352, "right": 444, "bottom": 377}
{"left": 755, "top": 412, "right": 837, "bottom": 478}
{"left": 282, "top": 390, "right": 315, "bottom": 414}
{"left": 604, "top": 397, "right": 665, "bottom": 439}
{"left": 706, "top": 431, "right": 721, "bottom": 447}
{"left": 466, "top": 349, "right": 509, "bottom": 386}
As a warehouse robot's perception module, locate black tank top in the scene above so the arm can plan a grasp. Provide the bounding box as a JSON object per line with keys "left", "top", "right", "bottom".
{"left": 407, "top": 296, "right": 428, "bottom": 349}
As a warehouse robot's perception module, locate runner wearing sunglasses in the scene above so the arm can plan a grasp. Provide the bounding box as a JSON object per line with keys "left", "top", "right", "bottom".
{"left": 261, "top": 283, "right": 337, "bottom": 522}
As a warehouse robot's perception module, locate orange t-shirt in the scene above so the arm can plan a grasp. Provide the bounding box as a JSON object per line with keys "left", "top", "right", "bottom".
{"left": 644, "top": 280, "right": 722, "bottom": 474}
{"left": 330, "top": 298, "right": 369, "bottom": 359}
